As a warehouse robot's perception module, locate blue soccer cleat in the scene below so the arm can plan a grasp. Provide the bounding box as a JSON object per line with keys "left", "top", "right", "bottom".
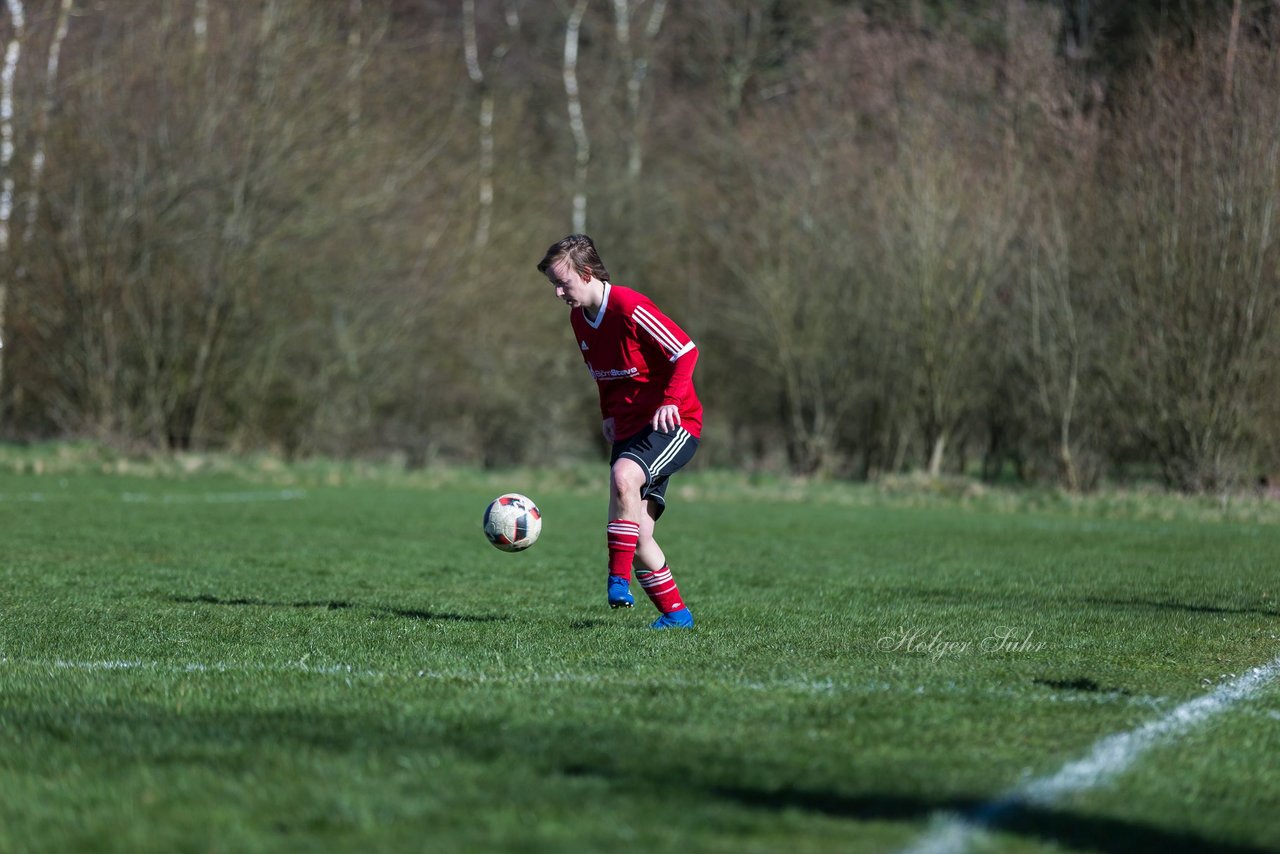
{"left": 650, "top": 607, "right": 694, "bottom": 630}
{"left": 607, "top": 575, "right": 635, "bottom": 609}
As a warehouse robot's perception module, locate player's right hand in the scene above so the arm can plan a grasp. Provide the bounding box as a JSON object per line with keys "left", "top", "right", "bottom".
{"left": 602, "top": 417, "right": 616, "bottom": 443}
{"left": 651, "top": 404, "right": 681, "bottom": 433}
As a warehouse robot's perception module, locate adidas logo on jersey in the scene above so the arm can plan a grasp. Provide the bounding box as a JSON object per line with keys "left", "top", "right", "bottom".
{"left": 580, "top": 340, "right": 589, "bottom": 350}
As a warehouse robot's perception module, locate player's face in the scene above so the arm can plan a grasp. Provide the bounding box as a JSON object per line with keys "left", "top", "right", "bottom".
{"left": 548, "top": 258, "right": 597, "bottom": 309}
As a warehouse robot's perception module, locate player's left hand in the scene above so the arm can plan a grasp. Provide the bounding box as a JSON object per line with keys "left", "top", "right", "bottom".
{"left": 651, "top": 404, "right": 681, "bottom": 433}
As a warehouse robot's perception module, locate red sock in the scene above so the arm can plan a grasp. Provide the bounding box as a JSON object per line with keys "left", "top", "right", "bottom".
{"left": 637, "top": 563, "right": 685, "bottom": 614}
{"left": 606, "top": 519, "right": 640, "bottom": 580}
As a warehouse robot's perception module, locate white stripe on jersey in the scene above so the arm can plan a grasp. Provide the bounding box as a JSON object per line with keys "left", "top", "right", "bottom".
{"left": 633, "top": 306, "right": 683, "bottom": 354}
{"left": 668, "top": 341, "right": 695, "bottom": 362}
{"left": 632, "top": 306, "right": 684, "bottom": 354}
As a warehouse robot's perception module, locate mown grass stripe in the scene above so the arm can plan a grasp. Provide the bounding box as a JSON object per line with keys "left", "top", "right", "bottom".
{"left": 0, "top": 656, "right": 1173, "bottom": 708}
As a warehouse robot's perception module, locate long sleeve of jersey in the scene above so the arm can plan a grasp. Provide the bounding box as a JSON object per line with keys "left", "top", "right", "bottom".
{"left": 661, "top": 346, "right": 698, "bottom": 408}
{"left": 630, "top": 299, "right": 698, "bottom": 408}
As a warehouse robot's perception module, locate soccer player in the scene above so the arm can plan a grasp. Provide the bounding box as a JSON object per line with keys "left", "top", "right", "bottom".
{"left": 538, "top": 234, "right": 702, "bottom": 630}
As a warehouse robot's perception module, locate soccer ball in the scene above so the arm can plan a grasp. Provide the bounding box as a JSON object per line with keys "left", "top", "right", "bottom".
{"left": 482, "top": 493, "right": 542, "bottom": 552}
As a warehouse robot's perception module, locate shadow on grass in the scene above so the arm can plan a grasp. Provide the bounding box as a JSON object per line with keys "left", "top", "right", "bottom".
{"left": 1032, "top": 676, "right": 1131, "bottom": 695}
{"left": 385, "top": 608, "right": 506, "bottom": 623}
{"left": 173, "top": 594, "right": 354, "bottom": 610}
{"left": 170, "top": 594, "right": 507, "bottom": 623}
{"left": 1083, "top": 596, "right": 1279, "bottom": 619}
{"left": 713, "top": 786, "right": 1271, "bottom": 854}
{"left": 6, "top": 695, "right": 1265, "bottom": 853}
{"left": 568, "top": 619, "right": 609, "bottom": 630}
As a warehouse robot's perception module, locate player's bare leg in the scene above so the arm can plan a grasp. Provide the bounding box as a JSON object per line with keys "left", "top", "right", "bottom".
{"left": 605, "top": 459, "right": 647, "bottom": 608}
{"left": 608, "top": 458, "right": 646, "bottom": 523}
{"left": 634, "top": 500, "right": 666, "bottom": 572}
{"left": 633, "top": 498, "right": 693, "bottom": 629}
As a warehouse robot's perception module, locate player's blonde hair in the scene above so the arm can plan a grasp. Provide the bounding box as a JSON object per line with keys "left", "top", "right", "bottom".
{"left": 537, "top": 234, "right": 611, "bottom": 282}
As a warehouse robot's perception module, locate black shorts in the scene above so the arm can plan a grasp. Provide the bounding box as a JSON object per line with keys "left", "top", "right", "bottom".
{"left": 610, "top": 426, "right": 699, "bottom": 519}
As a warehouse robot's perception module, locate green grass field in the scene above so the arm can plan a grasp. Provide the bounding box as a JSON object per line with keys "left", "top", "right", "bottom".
{"left": 2, "top": 449, "right": 1278, "bottom": 853}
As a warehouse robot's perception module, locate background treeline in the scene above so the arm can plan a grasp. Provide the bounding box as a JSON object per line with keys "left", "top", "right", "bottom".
{"left": 0, "top": 0, "right": 1277, "bottom": 492}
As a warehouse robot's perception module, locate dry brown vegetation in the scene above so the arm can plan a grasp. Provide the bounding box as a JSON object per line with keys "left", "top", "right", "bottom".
{"left": 0, "top": 0, "right": 1276, "bottom": 491}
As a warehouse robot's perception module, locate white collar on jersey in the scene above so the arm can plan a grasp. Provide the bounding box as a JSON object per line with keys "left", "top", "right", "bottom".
{"left": 583, "top": 281, "right": 611, "bottom": 329}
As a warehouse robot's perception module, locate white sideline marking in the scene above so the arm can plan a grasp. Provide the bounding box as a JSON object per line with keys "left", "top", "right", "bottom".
{"left": 898, "top": 653, "right": 1280, "bottom": 854}
{"left": 0, "top": 656, "right": 1168, "bottom": 709}
{"left": 121, "top": 489, "right": 307, "bottom": 504}
{"left": 0, "top": 490, "right": 306, "bottom": 504}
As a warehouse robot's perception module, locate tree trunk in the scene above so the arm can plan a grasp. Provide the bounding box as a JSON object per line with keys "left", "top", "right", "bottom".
{"left": 22, "top": 0, "right": 71, "bottom": 246}
{"left": 928, "top": 432, "right": 947, "bottom": 478}
{"left": 1224, "top": 0, "right": 1242, "bottom": 102}
{"left": 563, "top": 0, "right": 590, "bottom": 232}
{"left": 0, "top": 0, "right": 25, "bottom": 427}
{"left": 347, "top": 0, "right": 363, "bottom": 136}
{"left": 194, "top": 0, "right": 209, "bottom": 56}
{"left": 463, "top": 0, "right": 518, "bottom": 248}
{"left": 613, "top": 0, "right": 667, "bottom": 181}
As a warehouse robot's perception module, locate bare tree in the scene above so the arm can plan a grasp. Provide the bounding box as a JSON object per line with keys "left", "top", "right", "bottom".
{"left": 1224, "top": 0, "right": 1241, "bottom": 100}
{"left": 193, "top": 0, "right": 208, "bottom": 56}
{"left": 347, "top": 0, "right": 364, "bottom": 135}
{"left": 875, "top": 123, "right": 1024, "bottom": 477}
{"left": 1020, "top": 193, "right": 1093, "bottom": 489}
{"left": 611, "top": 0, "right": 665, "bottom": 180}
{"left": 0, "top": 0, "right": 23, "bottom": 417}
{"left": 703, "top": 74, "right": 884, "bottom": 476}
{"left": 462, "top": 0, "right": 518, "bottom": 247}
{"left": 562, "top": 0, "right": 589, "bottom": 232}
{"left": 1106, "top": 31, "right": 1280, "bottom": 489}
{"left": 22, "top": 0, "right": 72, "bottom": 246}
{"left": 684, "top": 1, "right": 779, "bottom": 123}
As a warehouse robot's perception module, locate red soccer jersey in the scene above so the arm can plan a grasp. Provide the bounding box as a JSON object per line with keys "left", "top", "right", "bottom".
{"left": 570, "top": 283, "right": 703, "bottom": 442}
